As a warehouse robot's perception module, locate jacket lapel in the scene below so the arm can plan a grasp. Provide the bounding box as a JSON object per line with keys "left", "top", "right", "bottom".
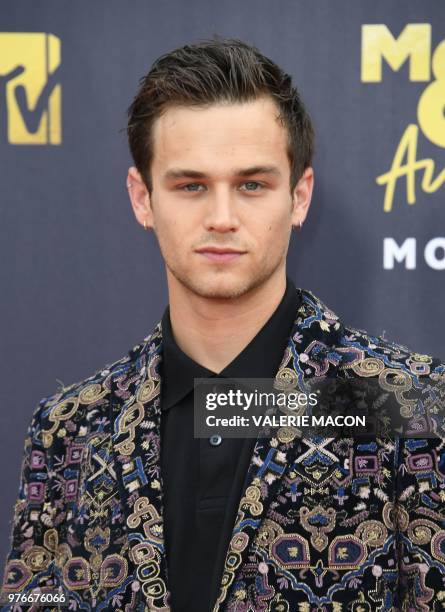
{"left": 212, "top": 289, "right": 351, "bottom": 610}
{"left": 109, "top": 322, "right": 171, "bottom": 610}
{"left": 110, "top": 288, "right": 352, "bottom": 611}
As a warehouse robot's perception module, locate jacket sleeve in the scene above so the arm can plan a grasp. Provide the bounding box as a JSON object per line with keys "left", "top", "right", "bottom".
{"left": 395, "top": 363, "right": 445, "bottom": 609}
{"left": 1, "top": 397, "right": 67, "bottom": 606}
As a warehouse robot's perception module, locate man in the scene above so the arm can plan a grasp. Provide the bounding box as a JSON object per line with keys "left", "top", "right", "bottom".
{"left": 2, "top": 39, "right": 445, "bottom": 611}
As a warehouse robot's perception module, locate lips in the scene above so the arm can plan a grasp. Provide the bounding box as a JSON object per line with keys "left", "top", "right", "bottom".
{"left": 195, "top": 246, "right": 246, "bottom": 263}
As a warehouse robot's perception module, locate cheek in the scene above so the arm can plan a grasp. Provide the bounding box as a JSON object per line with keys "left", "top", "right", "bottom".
{"left": 155, "top": 211, "right": 192, "bottom": 255}
{"left": 267, "top": 224, "right": 289, "bottom": 243}
{"left": 257, "top": 216, "right": 291, "bottom": 255}
{"left": 252, "top": 196, "right": 291, "bottom": 229}
{"left": 252, "top": 211, "right": 290, "bottom": 239}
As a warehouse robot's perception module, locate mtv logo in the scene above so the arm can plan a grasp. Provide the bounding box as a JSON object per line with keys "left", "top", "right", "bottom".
{"left": 0, "top": 32, "right": 61, "bottom": 145}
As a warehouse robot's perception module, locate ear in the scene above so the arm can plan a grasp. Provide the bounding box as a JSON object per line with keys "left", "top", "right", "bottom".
{"left": 127, "top": 166, "right": 154, "bottom": 230}
{"left": 291, "top": 166, "right": 314, "bottom": 228}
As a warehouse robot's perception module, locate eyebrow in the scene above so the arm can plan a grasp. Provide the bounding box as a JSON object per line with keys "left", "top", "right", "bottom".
{"left": 163, "top": 165, "right": 282, "bottom": 181}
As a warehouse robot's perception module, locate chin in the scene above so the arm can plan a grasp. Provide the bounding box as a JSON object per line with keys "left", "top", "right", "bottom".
{"left": 176, "top": 269, "right": 255, "bottom": 300}
{"left": 183, "top": 270, "right": 270, "bottom": 300}
{"left": 193, "top": 278, "right": 250, "bottom": 300}
{"left": 167, "top": 256, "right": 284, "bottom": 300}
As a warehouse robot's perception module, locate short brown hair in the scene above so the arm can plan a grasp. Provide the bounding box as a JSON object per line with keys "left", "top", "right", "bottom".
{"left": 127, "top": 38, "right": 315, "bottom": 192}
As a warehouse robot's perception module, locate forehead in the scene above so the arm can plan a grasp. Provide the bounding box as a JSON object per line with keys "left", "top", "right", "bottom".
{"left": 151, "top": 97, "right": 290, "bottom": 173}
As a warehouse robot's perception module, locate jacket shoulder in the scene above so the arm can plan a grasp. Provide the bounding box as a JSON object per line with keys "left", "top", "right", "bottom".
{"left": 298, "top": 288, "right": 445, "bottom": 377}
{"left": 339, "top": 322, "right": 445, "bottom": 377}
{"left": 34, "top": 334, "right": 154, "bottom": 446}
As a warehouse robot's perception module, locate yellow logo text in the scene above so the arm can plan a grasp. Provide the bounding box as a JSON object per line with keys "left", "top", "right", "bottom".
{"left": 362, "top": 25, "right": 444, "bottom": 212}
{"left": 0, "top": 32, "right": 61, "bottom": 145}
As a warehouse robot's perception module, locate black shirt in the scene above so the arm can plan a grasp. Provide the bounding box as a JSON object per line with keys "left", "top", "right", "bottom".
{"left": 160, "top": 278, "right": 301, "bottom": 611}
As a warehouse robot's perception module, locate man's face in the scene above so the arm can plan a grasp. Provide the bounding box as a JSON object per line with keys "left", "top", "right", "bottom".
{"left": 130, "top": 96, "right": 313, "bottom": 299}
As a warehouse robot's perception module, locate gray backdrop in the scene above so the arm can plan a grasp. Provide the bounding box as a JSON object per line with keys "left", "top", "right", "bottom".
{"left": 1, "top": 0, "right": 444, "bottom": 576}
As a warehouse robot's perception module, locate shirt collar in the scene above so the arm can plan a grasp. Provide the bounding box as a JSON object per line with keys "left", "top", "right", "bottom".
{"left": 160, "top": 277, "right": 301, "bottom": 411}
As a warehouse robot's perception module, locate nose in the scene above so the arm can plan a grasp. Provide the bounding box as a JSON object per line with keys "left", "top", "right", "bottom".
{"left": 203, "top": 187, "right": 240, "bottom": 233}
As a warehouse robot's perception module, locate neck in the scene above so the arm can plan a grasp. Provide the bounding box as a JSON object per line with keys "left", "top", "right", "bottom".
{"left": 167, "top": 271, "right": 287, "bottom": 373}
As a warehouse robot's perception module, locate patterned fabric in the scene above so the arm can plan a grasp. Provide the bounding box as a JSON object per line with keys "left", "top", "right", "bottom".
{"left": 2, "top": 287, "right": 445, "bottom": 611}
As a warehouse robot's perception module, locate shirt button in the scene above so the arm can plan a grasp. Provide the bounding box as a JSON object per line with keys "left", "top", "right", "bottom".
{"left": 209, "top": 434, "right": 222, "bottom": 446}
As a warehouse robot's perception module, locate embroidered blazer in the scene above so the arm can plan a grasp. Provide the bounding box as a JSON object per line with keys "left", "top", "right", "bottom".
{"left": 2, "top": 288, "right": 445, "bottom": 611}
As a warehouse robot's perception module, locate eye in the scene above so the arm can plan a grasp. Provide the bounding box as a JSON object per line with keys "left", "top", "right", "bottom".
{"left": 240, "top": 181, "right": 263, "bottom": 192}
{"left": 182, "top": 183, "right": 205, "bottom": 192}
